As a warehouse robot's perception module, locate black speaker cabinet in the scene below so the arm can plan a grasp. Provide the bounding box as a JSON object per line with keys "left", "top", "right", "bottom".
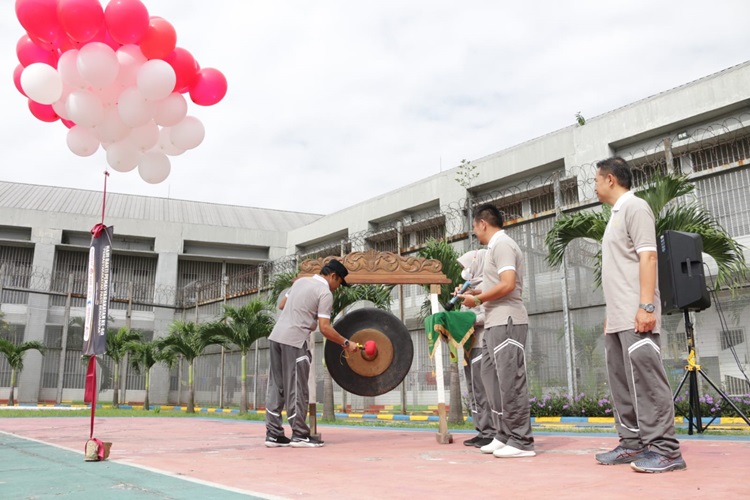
{"left": 657, "top": 230, "right": 711, "bottom": 314}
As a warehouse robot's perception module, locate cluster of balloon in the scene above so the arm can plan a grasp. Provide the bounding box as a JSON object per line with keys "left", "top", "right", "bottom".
{"left": 14, "top": 0, "right": 228, "bottom": 184}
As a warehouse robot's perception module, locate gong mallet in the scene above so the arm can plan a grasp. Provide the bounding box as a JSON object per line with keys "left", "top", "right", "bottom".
{"left": 443, "top": 280, "right": 471, "bottom": 311}
{"left": 356, "top": 340, "right": 378, "bottom": 361}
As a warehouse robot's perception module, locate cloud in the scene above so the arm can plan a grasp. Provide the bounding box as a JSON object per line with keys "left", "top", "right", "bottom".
{"left": 2, "top": 0, "right": 749, "bottom": 214}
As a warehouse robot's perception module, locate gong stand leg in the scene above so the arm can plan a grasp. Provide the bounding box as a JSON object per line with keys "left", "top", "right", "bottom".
{"left": 430, "top": 286, "right": 453, "bottom": 444}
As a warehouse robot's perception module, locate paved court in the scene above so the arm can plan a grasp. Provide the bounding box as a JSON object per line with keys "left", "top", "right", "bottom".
{"left": 1, "top": 416, "right": 748, "bottom": 499}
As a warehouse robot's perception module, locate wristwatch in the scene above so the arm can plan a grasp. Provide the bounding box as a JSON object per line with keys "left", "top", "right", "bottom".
{"left": 639, "top": 303, "right": 655, "bottom": 313}
{"left": 475, "top": 297, "right": 483, "bottom": 306}
{"left": 343, "top": 339, "right": 350, "bottom": 348}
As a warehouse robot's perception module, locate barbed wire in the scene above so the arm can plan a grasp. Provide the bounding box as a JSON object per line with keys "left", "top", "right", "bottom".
{"left": 3, "top": 112, "right": 750, "bottom": 317}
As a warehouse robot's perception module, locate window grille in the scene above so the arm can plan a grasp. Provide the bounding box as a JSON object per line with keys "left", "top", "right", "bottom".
{"left": 720, "top": 328, "right": 745, "bottom": 351}
{"left": 692, "top": 136, "right": 750, "bottom": 172}
{"left": 0, "top": 245, "right": 34, "bottom": 304}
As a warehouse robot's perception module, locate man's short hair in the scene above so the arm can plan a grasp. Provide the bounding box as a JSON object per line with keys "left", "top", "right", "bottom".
{"left": 596, "top": 156, "right": 632, "bottom": 190}
{"left": 320, "top": 258, "right": 349, "bottom": 286}
{"left": 473, "top": 203, "right": 504, "bottom": 228}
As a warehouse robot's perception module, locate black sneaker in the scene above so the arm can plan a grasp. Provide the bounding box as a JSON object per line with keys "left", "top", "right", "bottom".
{"left": 474, "top": 437, "right": 494, "bottom": 448}
{"left": 595, "top": 445, "right": 648, "bottom": 465}
{"left": 630, "top": 451, "right": 687, "bottom": 473}
{"left": 290, "top": 435, "right": 325, "bottom": 448}
{"left": 463, "top": 435, "right": 482, "bottom": 446}
{"left": 265, "top": 434, "right": 291, "bottom": 448}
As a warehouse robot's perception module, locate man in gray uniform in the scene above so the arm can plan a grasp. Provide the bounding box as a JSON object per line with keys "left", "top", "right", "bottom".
{"left": 265, "top": 259, "right": 358, "bottom": 448}
{"left": 459, "top": 204, "right": 535, "bottom": 458}
{"left": 457, "top": 249, "right": 495, "bottom": 448}
{"left": 594, "top": 156, "right": 686, "bottom": 473}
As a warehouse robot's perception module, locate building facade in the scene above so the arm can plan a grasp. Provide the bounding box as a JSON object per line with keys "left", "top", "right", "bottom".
{"left": 2, "top": 61, "right": 750, "bottom": 407}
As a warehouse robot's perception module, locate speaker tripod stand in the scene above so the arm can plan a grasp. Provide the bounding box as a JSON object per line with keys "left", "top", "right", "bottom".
{"left": 672, "top": 309, "right": 750, "bottom": 434}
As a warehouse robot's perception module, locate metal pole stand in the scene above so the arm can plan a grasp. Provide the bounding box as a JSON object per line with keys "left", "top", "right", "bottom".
{"left": 672, "top": 309, "right": 750, "bottom": 434}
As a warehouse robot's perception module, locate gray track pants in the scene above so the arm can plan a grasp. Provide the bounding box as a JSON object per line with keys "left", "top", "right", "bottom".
{"left": 265, "top": 340, "right": 312, "bottom": 439}
{"left": 482, "top": 320, "right": 534, "bottom": 451}
{"left": 605, "top": 330, "right": 681, "bottom": 458}
{"left": 464, "top": 347, "right": 495, "bottom": 438}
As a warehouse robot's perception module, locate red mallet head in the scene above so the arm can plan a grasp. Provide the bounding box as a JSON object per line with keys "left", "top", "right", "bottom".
{"left": 364, "top": 340, "right": 377, "bottom": 357}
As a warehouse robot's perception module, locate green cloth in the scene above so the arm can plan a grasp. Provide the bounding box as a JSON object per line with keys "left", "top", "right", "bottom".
{"left": 425, "top": 311, "right": 476, "bottom": 363}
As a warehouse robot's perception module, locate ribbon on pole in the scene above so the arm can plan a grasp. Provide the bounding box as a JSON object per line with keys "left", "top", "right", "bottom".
{"left": 424, "top": 310, "right": 476, "bottom": 364}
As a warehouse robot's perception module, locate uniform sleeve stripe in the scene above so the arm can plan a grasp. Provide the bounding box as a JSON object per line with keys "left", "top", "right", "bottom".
{"left": 497, "top": 265, "right": 516, "bottom": 274}
{"left": 636, "top": 246, "right": 657, "bottom": 254}
{"left": 318, "top": 314, "right": 331, "bottom": 319}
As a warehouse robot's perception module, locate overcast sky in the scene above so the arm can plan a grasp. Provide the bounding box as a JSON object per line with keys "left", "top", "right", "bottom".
{"left": 2, "top": 1, "right": 750, "bottom": 215}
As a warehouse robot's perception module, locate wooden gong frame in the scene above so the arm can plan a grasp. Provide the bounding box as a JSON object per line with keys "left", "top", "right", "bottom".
{"left": 297, "top": 250, "right": 454, "bottom": 444}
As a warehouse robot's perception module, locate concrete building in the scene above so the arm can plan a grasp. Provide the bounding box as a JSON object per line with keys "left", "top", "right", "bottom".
{"left": 2, "top": 60, "right": 750, "bottom": 405}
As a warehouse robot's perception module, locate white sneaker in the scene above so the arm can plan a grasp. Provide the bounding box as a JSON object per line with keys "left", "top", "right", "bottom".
{"left": 493, "top": 445, "right": 536, "bottom": 458}
{"left": 480, "top": 438, "right": 505, "bottom": 454}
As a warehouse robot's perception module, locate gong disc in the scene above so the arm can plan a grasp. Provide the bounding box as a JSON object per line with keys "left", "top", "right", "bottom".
{"left": 325, "top": 308, "right": 413, "bottom": 397}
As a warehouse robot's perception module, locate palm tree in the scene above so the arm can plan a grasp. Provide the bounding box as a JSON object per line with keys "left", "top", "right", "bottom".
{"left": 202, "top": 300, "right": 276, "bottom": 414}
{"left": 0, "top": 336, "right": 45, "bottom": 406}
{"left": 157, "top": 320, "right": 211, "bottom": 413}
{"left": 546, "top": 174, "right": 747, "bottom": 288}
{"left": 418, "top": 239, "right": 466, "bottom": 424}
{"left": 123, "top": 339, "right": 165, "bottom": 410}
{"left": 105, "top": 327, "right": 143, "bottom": 408}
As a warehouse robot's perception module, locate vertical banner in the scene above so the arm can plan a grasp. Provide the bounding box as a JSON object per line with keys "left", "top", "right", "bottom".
{"left": 83, "top": 226, "right": 114, "bottom": 356}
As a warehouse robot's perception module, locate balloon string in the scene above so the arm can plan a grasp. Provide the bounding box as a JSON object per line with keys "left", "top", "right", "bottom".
{"left": 91, "top": 170, "right": 109, "bottom": 238}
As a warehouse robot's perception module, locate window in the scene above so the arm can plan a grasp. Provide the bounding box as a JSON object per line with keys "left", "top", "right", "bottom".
{"left": 721, "top": 328, "right": 745, "bottom": 351}
{"left": 692, "top": 136, "right": 750, "bottom": 173}
{"left": 414, "top": 225, "right": 445, "bottom": 246}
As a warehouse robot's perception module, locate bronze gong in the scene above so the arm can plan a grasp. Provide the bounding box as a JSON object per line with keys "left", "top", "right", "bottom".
{"left": 325, "top": 307, "right": 413, "bottom": 397}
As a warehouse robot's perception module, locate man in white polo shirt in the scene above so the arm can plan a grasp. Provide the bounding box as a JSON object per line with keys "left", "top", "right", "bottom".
{"left": 265, "top": 259, "right": 358, "bottom": 448}
{"left": 459, "top": 204, "right": 535, "bottom": 458}
{"left": 594, "top": 156, "right": 686, "bottom": 473}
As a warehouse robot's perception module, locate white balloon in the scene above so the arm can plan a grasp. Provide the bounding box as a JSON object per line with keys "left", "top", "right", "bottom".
{"left": 116, "top": 45, "right": 147, "bottom": 88}
{"left": 93, "top": 82, "right": 123, "bottom": 108}
{"left": 129, "top": 121, "right": 160, "bottom": 151}
{"left": 66, "top": 126, "right": 99, "bottom": 157}
{"left": 21, "top": 63, "right": 63, "bottom": 105}
{"left": 77, "top": 42, "right": 119, "bottom": 89}
{"left": 95, "top": 107, "right": 130, "bottom": 143}
{"left": 118, "top": 86, "right": 155, "bottom": 127}
{"left": 170, "top": 116, "right": 205, "bottom": 150}
{"left": 52, "top": 96, "right": 70, "bottom": 120}
{"left": 155, "top": 93, "right": 187, "bottom": 127}
{"left": 138, "top": 151, "right": 171, "bottom": 184}
{"left": 58, "top": 50, "right": 86, "bottom": 91}
{"left": 106, "top": 140, "right": 142, "bottom": 172}
{"left": 66, "top": 89, "right": 104, "bottom": 128}
{"left": 137, "top": 60, "right": 176, "bottom": 101}
{"left": 157, "top": 127, "right": 184, "bottom": 156}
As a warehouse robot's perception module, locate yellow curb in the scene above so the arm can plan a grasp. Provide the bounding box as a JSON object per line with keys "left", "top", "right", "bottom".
{"left": 535, "top": 417, "right": 562, "bottom": 423}
{"left": 587, "top": 417, "right": 615, "bottom": 424}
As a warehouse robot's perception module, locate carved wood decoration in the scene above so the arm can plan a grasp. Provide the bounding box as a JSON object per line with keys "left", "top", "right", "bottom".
{"left": 298, "top": 250, "right": 451, "bottom": 285}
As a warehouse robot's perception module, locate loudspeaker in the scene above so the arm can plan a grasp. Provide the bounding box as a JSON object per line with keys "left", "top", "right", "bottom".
{"left": 657, "top": 230, "right": 711, "bottom": 314}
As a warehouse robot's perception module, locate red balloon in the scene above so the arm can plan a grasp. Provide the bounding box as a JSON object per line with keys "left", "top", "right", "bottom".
{"left": 61, "top": 118, "right": 76, "bottom": 128}
{"left": 28, "top": 99, "right": 60, "bottom": 122}
{"left": 58, "top": 36, "right": 85, "bottom": 52}
{"left": 26, "top": 31, "right": 57, "bottom": 52}
{"left": 15, "top": 0, "right": 64, "bottom": 45}
{"left": 139, "top": 16, "right": 177, "bottom": 60}
{"left": 58, "top": 0, "right": 105, "bottom": 43}
{"left": 16, "top": 34, "right": 58, "bottom": 67}
{"left": 189, "top": 68, "right": 228, "bottom": 106}
{"left": 165, "top": 47, "right": 200, "bottom": 93}
{"left": 104, "top": 0, "right": 149, "bottom": 45}
{"left": 13, "top": 64, "right": 27, "bottom": 96}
